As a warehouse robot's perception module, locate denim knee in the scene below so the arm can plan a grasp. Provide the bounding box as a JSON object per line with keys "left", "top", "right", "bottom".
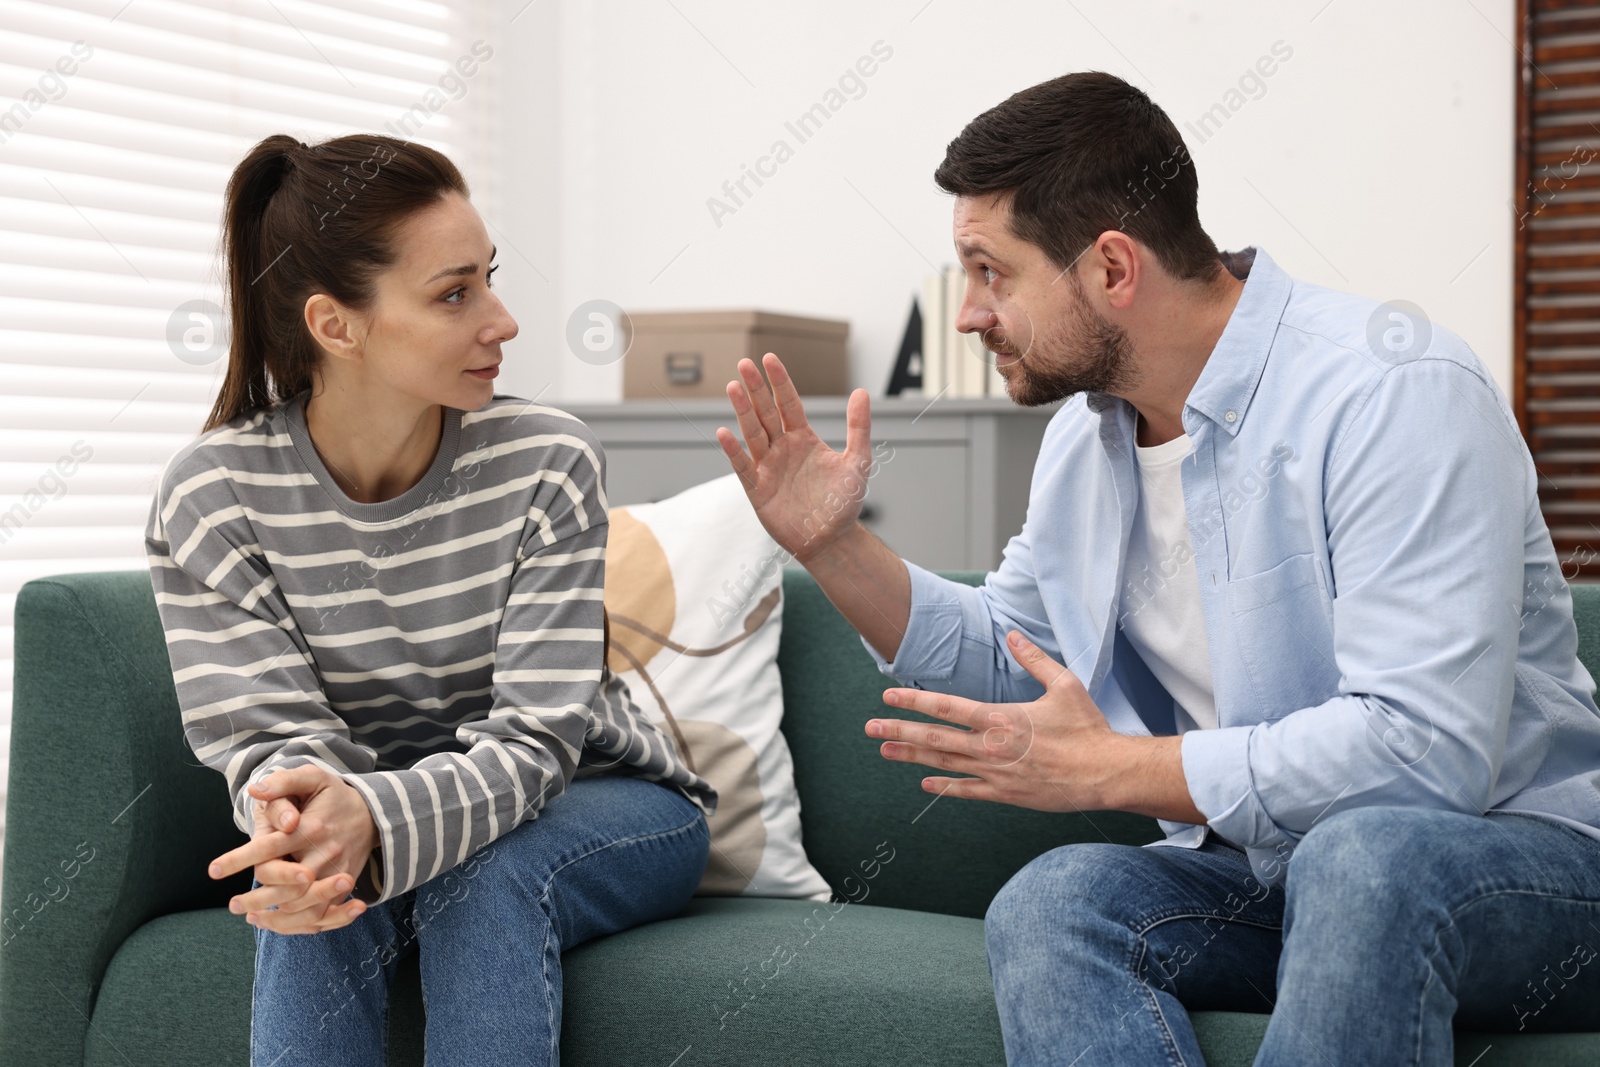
{"left": 987, "top": 849, "right": 1055, "bottom": 940}
{"left": 1287, "top": 805, "right": 1462, "bottom": 923}
{"left": 1294, "top": 806, "right": 1452, "bottom": 875}
{"left": 986, "top": 844, "right": 1125, "bottom": 951}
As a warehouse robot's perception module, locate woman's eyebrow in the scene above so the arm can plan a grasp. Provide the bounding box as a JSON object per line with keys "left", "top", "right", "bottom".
{"left": 424, "top": 245, "right": 498, "bottom": 284}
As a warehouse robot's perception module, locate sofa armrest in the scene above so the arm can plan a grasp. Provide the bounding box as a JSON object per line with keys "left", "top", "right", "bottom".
{"left": 0, "top": 572, "right": 249, "bottom": 1067}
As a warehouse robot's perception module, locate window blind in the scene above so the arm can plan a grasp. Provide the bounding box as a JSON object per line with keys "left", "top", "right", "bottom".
{"left": 1516, "top": 0, "right": 1600, "bottom": 578}
{"left": 0, "top": 0, "right": 500, "bottom": 883}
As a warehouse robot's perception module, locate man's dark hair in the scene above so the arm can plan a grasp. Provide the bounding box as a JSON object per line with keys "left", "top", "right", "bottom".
{"left": 934, "top": 71, "right": 1221, "bottom": 283}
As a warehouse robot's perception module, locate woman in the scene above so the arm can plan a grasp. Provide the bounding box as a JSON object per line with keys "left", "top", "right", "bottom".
{"left": 143, "top": 133, "right": 717, "bottom": 1066}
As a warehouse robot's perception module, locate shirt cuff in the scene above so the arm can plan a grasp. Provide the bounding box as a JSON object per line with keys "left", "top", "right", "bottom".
{"left": 856, "top": 558, "right": 977, "bottom": 680}
{"left": 338, "top": 772, "right": 393, "bottom": 905}
{"left": 1180, "top": 724, "right": 1295, "bottom": 851}
{"left": 352, "top": 851, "right": 385, "bottom": 905}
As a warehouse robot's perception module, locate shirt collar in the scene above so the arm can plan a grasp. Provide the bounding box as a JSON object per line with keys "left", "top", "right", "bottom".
{"left": 1085, "top": 245, "right": 1292, "bottom": 438}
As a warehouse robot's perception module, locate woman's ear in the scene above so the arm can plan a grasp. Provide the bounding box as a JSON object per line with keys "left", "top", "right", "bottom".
{"left": 304, "top": 292, "right": 362, "bottom": 365}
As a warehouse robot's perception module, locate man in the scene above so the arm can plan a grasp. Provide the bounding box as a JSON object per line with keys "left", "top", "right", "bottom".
{"left": 715, "top": 71, "right": 1600, "bottom": 1065}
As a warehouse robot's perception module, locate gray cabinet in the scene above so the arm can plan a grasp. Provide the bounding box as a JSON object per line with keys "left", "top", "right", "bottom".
{"left": 560, "top": 396, "right": 1064, "bottom": 572}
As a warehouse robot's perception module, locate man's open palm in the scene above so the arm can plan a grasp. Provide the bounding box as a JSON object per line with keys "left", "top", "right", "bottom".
{"left": 716, "top": 352, "right": 876, "bottom": 563}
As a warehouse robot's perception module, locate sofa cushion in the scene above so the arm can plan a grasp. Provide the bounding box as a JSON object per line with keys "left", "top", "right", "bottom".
{"left": 562, "top": 896, "right": 1004, "bottom": 1066}
{"left": 87, "top": 897, "right": 1005, "bottom": 1067}
{"left": 90, "top": 900, "right": 1600, "bottom": 1066}
{"left": 605, "top": 473, "right": 830, "bottom": 900}
{"left": 87, "top": 909, "right": 252, "bottom": 1066}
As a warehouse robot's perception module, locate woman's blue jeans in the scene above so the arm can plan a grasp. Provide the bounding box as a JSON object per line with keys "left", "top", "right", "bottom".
{"left": 985, "top": 805, "right": 1600, "bottom": 1066}
{"left": 248, "top": 774, "right": 709, "bottom": 1067}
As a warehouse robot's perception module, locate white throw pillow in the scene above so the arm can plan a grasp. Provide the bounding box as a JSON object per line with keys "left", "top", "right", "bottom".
{"left": 604, "top": 473, "right": 831, "bottom": 900}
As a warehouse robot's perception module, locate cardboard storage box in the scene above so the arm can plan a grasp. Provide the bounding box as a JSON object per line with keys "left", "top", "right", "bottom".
{"left": 623, "top": 309, "right": 849, "bottom": 399}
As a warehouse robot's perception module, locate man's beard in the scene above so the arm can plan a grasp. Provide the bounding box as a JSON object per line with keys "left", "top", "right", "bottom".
{"left": 989, "top": 280, "right": 1139, "bottom": 407}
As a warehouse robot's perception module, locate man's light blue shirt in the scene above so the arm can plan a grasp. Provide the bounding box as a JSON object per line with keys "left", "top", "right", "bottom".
{"left": 862, "top": 245, "right": 1600, "bottom": 889}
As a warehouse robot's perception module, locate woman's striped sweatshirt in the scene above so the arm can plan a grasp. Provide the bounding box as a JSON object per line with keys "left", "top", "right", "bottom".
{"left": 143, "top": 391, "right": 717, "bottom": 905}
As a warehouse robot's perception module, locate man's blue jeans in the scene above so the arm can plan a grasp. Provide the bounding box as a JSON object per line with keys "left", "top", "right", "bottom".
{"left": 986, "top": 805, "right": 1600, "bottom": 1065}
{"left": 248, "top": 774, "right": 709, "bottom": 1066}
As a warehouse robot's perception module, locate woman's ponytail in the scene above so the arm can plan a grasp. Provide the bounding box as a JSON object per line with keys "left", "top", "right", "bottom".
{"left": 206, "top": 135, "right": 300, "bottom": 432}
{"left": 202, "top": 132, "right": 469, "bottom": 432}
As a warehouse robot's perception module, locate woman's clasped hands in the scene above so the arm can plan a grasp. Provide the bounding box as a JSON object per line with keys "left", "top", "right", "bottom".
{"left": 207, "top": 764, "right": 381, "bottom": 935}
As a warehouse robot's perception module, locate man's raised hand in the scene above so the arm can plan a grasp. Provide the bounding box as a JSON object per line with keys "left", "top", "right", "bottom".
{"left": 715, "top": 352, "right": 875, "bottom": 564}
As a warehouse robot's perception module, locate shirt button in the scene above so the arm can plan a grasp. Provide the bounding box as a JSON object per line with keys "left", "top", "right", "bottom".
{"left": 1224, "top": 410, "right": 1237, "bottom": 423}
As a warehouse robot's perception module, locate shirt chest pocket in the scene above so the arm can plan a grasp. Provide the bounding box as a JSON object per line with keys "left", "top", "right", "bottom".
{"left": 1225, "top": 552, "right": 1340, "bottom": 720}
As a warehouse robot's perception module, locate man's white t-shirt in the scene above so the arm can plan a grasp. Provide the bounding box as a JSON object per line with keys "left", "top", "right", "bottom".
{"left": 1117, "top": 427, "right": 1218, "bottom": 733}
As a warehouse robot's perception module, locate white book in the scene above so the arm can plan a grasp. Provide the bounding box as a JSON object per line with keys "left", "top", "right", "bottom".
{"left": 921, "top": 272, "right": 945, "bottom": 399}
{"left": 944, "top": 264, "right": 981, "bottom": 397}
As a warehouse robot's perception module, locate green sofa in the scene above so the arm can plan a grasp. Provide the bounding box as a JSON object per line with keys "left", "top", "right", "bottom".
{"left": 3, "top": 567, "right": 1600, "bottom": 1066}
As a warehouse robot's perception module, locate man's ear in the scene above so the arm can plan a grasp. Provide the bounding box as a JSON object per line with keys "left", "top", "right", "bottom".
{"left": 304, "top": 293, "right": 362, "bottom": 365}
{"left": 1092, "top": 231, "right": 1141, "bottom": 311}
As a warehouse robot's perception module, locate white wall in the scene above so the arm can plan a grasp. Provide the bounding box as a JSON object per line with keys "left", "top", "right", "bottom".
{"left": 494, "top": 0, "right": 1516, "bottom": 405}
